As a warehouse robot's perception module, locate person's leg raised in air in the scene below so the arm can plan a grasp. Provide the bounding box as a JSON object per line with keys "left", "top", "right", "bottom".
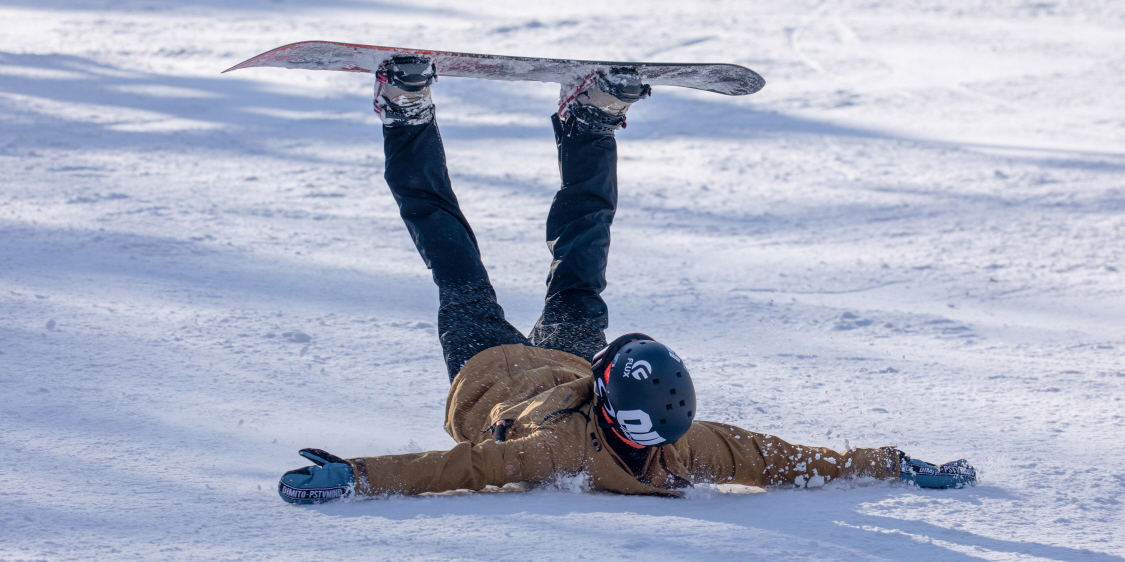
{"left": 530, "top": 69, "right": 651, "bottom": 362}
{"left": 376, "top": 56, "right": 529, "bottom": 381}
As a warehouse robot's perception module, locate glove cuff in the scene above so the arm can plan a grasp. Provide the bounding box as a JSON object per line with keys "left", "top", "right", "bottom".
{"left": 350, "top": 458, "right": 372, "bottom": 496}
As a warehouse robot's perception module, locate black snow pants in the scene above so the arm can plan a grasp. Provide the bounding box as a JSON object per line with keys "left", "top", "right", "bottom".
{"left": 382, "top": 114, "right": 618, "bottom": 381}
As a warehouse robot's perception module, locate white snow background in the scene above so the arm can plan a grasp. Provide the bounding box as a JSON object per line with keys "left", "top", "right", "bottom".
{"left": 2, "top": 0, "right": 1123, "bottom": 560}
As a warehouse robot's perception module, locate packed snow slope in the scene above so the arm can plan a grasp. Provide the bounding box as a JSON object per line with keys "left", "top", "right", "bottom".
{"left": 2, "top": 0, "right": 1123, "bottom": 560}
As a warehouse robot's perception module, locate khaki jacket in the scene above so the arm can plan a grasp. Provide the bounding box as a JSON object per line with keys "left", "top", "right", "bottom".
{"left": 349, "top": 345, "right": 896, "bottom": 497}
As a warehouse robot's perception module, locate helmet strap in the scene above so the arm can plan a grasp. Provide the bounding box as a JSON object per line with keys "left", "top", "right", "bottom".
{"left": 596, "top": 401, "right": 616, "bottom": 429}
{"left": 611, "top": 426, "right": 646, "bottom": 449}
{"left": 597, "top": 400, "right": 647, "bottom": 450}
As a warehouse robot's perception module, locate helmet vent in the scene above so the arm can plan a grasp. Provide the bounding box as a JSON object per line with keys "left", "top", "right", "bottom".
{"left": 676, "top": 371, "right": 682, "bottom": 378}
{"left": 687, "top": 411, "right": 693, "bottom": 417}
{"left": 669, "top": 388, "right": 676, "bottom": 395}
{"left": 665, "top": 404, "right": 673, "bottom": 410}
{"left": 659, "top": 419, "right": 666, "bottom": 425}
{"left": 679, "top": 400, "right": 686, "bottom": 407}
{"left": 652, "top": 378, "right": 660, "bottom": 385}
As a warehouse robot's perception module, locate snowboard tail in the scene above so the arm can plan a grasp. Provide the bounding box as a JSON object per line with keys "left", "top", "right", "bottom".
{"left": 223, "top": 41, "right": 765, "bottom": 96}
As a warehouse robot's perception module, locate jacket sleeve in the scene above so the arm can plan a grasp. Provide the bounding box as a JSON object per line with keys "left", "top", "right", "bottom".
{"left": 676, "top": 421, "right": 897, "bottom": 487}
{"left": 347, "top": 425, "right": 586, "bottom": 497}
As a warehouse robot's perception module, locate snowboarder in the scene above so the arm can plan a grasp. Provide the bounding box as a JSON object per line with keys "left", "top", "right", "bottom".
{"left": 278, "top": 57, "right": 975, "bottom": 504}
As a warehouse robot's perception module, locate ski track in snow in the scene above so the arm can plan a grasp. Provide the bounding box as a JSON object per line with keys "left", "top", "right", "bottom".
{"left": 1, "top": 1, "right": 1123, "bottom": 560}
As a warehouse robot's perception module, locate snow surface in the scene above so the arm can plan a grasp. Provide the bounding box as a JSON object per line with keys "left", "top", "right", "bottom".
{"left": 2, "top": 0, "right": 1123, "bottom": 560}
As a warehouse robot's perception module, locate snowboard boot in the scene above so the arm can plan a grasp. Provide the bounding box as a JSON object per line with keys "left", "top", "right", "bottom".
{"left": 374, "top": 56, "right": 437, "bottom": 126}
{"left": 561, "top": 68, "right": 651, "bottom": 133}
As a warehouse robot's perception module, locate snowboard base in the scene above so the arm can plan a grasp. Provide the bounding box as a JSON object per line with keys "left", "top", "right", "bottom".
{"left": 224, "top": 41, "right": 765, "bottom": 96}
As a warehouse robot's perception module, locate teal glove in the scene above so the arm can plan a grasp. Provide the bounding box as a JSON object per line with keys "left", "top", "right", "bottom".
{"left": 899, "top": 451, "right": 976, "bottom": 489}
{"left": 278, "top": 449, "right": 356, "bottom": 504}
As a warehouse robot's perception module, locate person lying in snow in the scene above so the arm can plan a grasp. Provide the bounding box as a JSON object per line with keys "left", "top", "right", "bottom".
{"left": 278, "top": 57, "right": 976, "bottom": 504}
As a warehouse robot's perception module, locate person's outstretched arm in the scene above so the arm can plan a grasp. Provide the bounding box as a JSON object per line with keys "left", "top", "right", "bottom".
{"left": 674, "top": 421, "right": 899, "bottom": 487}
{"left": 347, "top": 427, "right": 586, "bottom": 497}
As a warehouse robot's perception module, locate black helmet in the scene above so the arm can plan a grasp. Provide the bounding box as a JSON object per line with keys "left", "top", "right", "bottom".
{"left": 593, "top": 336, "right": 696, "bottom": 446}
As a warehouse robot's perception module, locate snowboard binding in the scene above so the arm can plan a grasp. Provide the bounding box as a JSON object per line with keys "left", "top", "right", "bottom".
{"left": 561, "top": 68, "right": 651, "bottom": 134}
{"left": 374, "top": 56, "right": 438, "bottom": 126}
